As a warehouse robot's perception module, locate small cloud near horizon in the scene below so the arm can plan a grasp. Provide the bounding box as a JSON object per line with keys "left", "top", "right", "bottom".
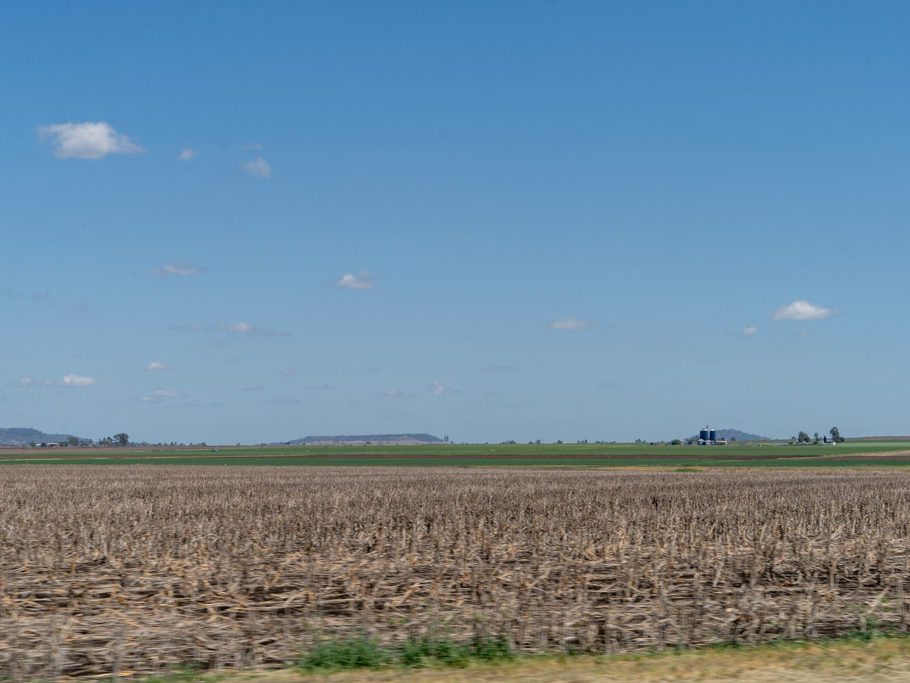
{"left": 548, "top": 316, "right": 592, "bottom": 331}
{"left": 137, "top": 388, "right": 183, "bottom": 403}
{"left": 742, "top": 325, "right": 758, "bottom": 336}
{"left": 37, "top": 122, "right": 144, "bottom": 159}
{"left": 772, "top": 300, "right": 838, "bottom": 321}
{"left": 151, "top": 261, "right": 204, "bottom": 277}
{"left": 243, "top": 156, "right": 271, "bottom": 177}
{"left": 430, "top": 380, "right": 445, "bottom": 396}
{"left": 380, "top": 387, "right": 413, "bottom": 398}
{"left": 212, "top": 321, "right": 291, "bottom": 337}
{"left": 144, "top": 362, "right": 173, "bottom": 372}
{"left": 13, "top": 374, "right": 95, "bottom": 388}
{"left": 177, "top": 148, "right": 196, "bottom": 161}
{"left": 59, "top": 374, "right": 95, "bottom": 387}
{"left": 335, "top": 271, "right": 376, "bottom": 290}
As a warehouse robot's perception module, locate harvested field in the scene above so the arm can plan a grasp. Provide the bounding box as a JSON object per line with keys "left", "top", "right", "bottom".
{"left": 2, "top": 466, "right": 910, "bottom": 678}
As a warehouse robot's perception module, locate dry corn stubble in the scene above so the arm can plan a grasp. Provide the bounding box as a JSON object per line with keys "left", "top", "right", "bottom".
{"left": 1, "top": 466, "right": 910, "bottom": 678}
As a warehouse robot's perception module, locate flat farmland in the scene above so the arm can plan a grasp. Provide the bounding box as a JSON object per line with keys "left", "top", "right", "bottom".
{"left": 3, "top": 440, "right": 910, "bottom": 467}
{"left": 3, "top": 466, "right": 910, "bottom": 678}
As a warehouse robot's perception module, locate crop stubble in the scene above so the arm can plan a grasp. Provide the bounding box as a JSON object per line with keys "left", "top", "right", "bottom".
{"left": 1, "top": 466, "right": 909, "bottom": 678}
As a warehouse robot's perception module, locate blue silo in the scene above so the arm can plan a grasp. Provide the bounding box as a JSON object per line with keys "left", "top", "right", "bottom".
{"left": 709, "top": 429, "right": 717, "bottom": 443}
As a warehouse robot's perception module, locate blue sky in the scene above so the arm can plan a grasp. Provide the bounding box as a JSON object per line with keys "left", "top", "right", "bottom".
{"left": 2, "top": 1, "right": 909, "bottom": 443}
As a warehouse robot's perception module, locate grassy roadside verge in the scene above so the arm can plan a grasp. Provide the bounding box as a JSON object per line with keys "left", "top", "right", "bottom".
{"left": 142, "top": 631, "right": 910, "bottom": 682}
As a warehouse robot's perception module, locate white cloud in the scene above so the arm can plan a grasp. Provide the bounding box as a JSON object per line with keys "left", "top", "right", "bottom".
{"left": 62, "top": 374, "right": 95, "bottom": 387}
{"left": 772, "top": 300, "right": 838, "bottom": 321}
{"left": 138, "top": 388, "right": 182, "bottom": 403}
{"left": 177, "top": 148, "right": 197, "bottom": 161}
{"left": 151, "top": 260, "right": 204, "bottom": 276}
{"left": 743, "top": 325, "right": 758, "bottom": 336}
{"left": 37, "top": 122, "right": 144, "bottom": 159}
{"left": 144, "top": 362, "right": 173, "bottom": 372}
{"left": 13, "top": 374, "right": 95, "bottom": 388}
{"left": 382, "top": 387, "right": 413, "bottom": 398}
{"left": 430, "top": 380, "right": 445, "bottom": 396}
{"left": 335, "top": 271, "right": 376, "bottom": 290}
{"left": 548, "top": 316, "right": 592, "bottom": 331}
{"left": 212, "top": 321, "right": 291, "bottom": 337}
{"left": 243, "top": 156, "right": 272, "bottom": 177}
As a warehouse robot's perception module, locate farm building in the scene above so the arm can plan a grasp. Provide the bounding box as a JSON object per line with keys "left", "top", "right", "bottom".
{"left": 697, "top": 427, "right": 727, "bottom": 446}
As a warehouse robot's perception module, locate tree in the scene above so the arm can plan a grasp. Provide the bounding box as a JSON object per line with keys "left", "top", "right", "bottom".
{"left": 444, "top": 435, "right": 449, "bottom": 442}
{"left": 830, "top": 426, "right": 843, "bottom": 443}
{"left": 67, "top": 436, "right": 79, "bottom": 447}
{"left": 114, "top": 433, "right": 129, "bottom": 447}
{"left": 797, "top": 431, "right": 810, "bottom": 443}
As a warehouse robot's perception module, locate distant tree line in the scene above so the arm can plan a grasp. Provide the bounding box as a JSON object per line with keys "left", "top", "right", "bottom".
{"left": 792, "top": 427, "right": 844, "bottom": 444}
{"left": 30, "top": 436, "right": 215, "bottom": 448}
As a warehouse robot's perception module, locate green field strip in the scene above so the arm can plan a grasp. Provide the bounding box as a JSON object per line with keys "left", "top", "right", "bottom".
{"left": 5, "top": 454, "right": 910, "bottom": 467}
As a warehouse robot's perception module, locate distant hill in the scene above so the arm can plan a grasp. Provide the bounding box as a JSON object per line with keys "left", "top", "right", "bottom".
{"left": 717, "top": 429, "right": 771, "bottom": 442}
{"left": 687, "top": 428, "right": 771, "bottom": 442}
{"left": 283, "top": 433, "right": 445, "bottom": 446}
{"left": 0, "top": 427, "right": 80, "bottom": 446}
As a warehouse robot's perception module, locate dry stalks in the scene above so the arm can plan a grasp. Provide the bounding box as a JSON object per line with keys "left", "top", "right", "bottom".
{"left": 1, "top": 466, "right": 909, "bottom": 678}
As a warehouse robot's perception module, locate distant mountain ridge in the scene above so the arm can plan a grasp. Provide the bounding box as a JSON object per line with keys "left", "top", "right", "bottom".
{"left": 0, "top": 427, "right": 79, "bottom": 446}
{"left": 284, "top": 433, "right": 444, "bottom": 445}
{"left": 687, "top": 428, "right": 771, "bottom": 442}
